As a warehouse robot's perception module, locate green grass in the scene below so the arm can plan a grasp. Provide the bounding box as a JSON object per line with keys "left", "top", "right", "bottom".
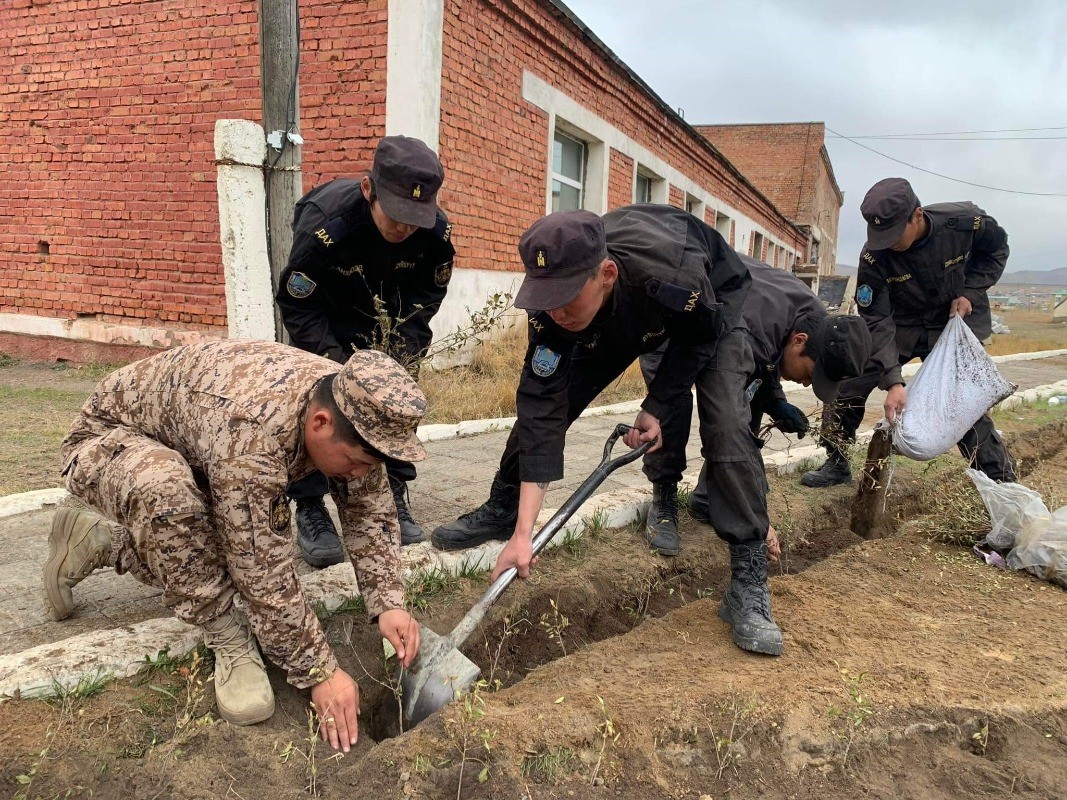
{"left": 47, "top": 669, "right": 113, "bottom": 706}
{"left": 0, "top": 385, "right": 86, "bottom": 495}
{"left": 313, "top": 595, "right": 368, "bottom": 621}
{"left": 405, "top": 566, "right": 465, "bottom": 611}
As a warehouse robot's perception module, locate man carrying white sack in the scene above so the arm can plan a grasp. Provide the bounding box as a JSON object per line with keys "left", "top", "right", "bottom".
{"left": 803, "top": 177, "right": 1017, "bottom": 487}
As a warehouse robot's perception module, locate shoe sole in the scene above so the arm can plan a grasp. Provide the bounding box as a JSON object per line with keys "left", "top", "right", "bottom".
{"left": 717, "top": 604, "right": 784, "bottom": 656}
{"left": 218, "top": 695, "right": 276, "bottom": 726}
{"left": 297, "top": 538, "right": 346, "bottom": 569}
{"left": 643, "top": 532, "right": 679, "bottom": 557}
{"left": 431, "top": 529, "right": 512, "bottom": 551}
{"left": 42, "top": 515, "right": 73, "bottom": 621}
{"left": 799, "top": 474, "right": 852, "bottom": 488}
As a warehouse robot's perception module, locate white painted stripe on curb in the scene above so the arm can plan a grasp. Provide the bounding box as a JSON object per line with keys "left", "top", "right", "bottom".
{"left": 3, "top": 377, "right": 1067, "bottom": 697}
{"left": 0, "top": 488, "right": 69, "bottom": 520}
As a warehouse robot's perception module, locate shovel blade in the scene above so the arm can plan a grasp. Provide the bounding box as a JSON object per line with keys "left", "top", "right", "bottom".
{"left": 400, "top": 624, "right": 481, "bottom": 727}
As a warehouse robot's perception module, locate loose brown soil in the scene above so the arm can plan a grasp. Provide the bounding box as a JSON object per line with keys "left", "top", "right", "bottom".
{"left": 3, "top": 413, "right": 1066, "bottom": 799}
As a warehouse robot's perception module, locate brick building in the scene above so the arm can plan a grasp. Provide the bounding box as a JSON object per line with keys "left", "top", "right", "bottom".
{"left": 695, "top": 122, "right": 844, "bottom": 282}
{"left": 1, "top": 0, "right": 814, "bottom": 363}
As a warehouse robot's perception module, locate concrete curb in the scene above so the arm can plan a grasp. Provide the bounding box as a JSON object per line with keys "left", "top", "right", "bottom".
{"left": 3, "top": 375, "right": 1067, "bottom": 698}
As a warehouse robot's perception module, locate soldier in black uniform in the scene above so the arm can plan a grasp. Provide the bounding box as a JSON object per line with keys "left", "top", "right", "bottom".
{"left": 802, "top": 177, "right": 1016, "bottom": 488}
{"left": 432, "top": 205, "right": 786, "bottom": 656}
{"left": 640, "top": 256, "right": 872, "bottom": 555}
{"left": 276, "top": 136, "right": 456, "bottom": 564}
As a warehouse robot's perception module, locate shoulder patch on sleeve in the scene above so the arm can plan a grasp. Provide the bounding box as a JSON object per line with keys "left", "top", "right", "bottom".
{"left": 645, "top": 279, "right": 703, "bottom": 313}
{"left": 269, "top": 494, "right": 291, "bottom": 533}
{"left": 856, "top": 284, "right": 874, "bottom": 308}
{"left": 308, "top": 216, "right": 352, "bottom": 249}
{"left": 432, "top": 214, "right": 453, "bottom": 242}
{"left": 946, "top": 215, "right": 983, "bottom": 232}
{"left": 286, "top": 271, "right": 317, "bottom": 299}
{"left": 530, "top": 344, "right": 561, "bottom": 377}
{"left": 434, "top": 261, "right": 453, "bottom": 287}
{"left": 861, "top": 251, "right": 876, "bottom": 266}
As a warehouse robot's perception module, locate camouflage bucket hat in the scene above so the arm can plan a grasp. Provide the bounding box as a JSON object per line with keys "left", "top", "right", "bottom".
{"left": 332, "top": 350, "right": 428, "bottom": 462}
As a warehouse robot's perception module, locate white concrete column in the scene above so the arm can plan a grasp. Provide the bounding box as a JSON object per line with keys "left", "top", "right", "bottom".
{"left": 214, "top": 120, "right": 277, "bottom": 341}
{"left": 386, "top": 0, "right": 444, "bottom": 150}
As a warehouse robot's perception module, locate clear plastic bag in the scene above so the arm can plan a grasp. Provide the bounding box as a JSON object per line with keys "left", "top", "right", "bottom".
{"left": 1007, "top": 508, "right": 1067, "bottom": 589}
{"left": 967, "top": 469, "right": 1066, "bottom": 589}
{"left": 892, "top": 315, "right": 1015, "bottom": 461}
{"left": 968, "top": 469, "right": 1050, "bottom": 550}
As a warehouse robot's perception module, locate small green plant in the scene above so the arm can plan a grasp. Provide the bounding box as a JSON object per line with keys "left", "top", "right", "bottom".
{"left": 912, "top": 474, "right": 991, "bottom": 546}
{"left": 485, "top": 612, "right": 532, "bottom": 687}
{"left": 583, "top": 509, "right": 608, "bottom": 540}
{"left": 455, "top": 557, "right": 489, "bottom": 581}
{"left": 971, "top": 722, "right": 990, "bottom": 756}
{"left": 313, "top": 595, "right": 368, "bottom": 621}
{"left": 701, "top": 692, "right": 759, "bottom": 780}
{"left": 538, "top": 598, "right": 570, "bottom": 656}
{"left": 521, "top": 746, "right": 577, "bottom": 784}
{"left": 445, "top": 680, "right": 496, "bottom": 797}
{"left": 559, "top": 525, "right": 588, "bottom": 561}
{"left": 589, "top": 695, "right": 620, "bottom": 785}
{"left": 47, "top": 668, "right": 112, "bottom": 708}
{"left": 405, "top": 566, "right": 464, "bottom": 611}
{"left": 827, "top": 664, "right": 875, "bottom": 765}
{"left": 0, "top": 352, "right": 18, "bottom": 368}
{"left": 278, "top": 707, "right": 340, "bottom": 797}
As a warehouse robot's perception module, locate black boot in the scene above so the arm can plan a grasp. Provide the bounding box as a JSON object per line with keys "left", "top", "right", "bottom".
{"left": 800, "top": 450, "right": 852, "bottom": 488}
{"left": 718, "top": 541, "right": 783, "bottom": 656}
{"left": 296, "top": 497, "right": 345, "bottom": 568}
{"left": 431, "top": 472, "right": 519, "bottom": 551}
{"left": 390, "top": 477, "right": 426, "bottom": 545}
{"left": 645, "top": 482, "right": 680, "bottom": 556}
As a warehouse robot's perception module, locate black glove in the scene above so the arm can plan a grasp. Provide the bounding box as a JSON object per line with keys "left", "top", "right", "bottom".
{"left": 769, "top": 400, "right": 809, "bottom": 438}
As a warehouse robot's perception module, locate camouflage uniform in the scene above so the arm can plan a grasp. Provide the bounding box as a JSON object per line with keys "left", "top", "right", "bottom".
{"left": 60, "top": 340, "right": 407, "bottom": 688}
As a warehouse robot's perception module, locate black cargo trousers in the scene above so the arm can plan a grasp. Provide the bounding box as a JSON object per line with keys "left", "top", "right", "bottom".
{"left": 497, "top": 328, "right": 769, "bottom": 545}
{"left": 820, "top": 328, "right": 1016, "bottom": 481}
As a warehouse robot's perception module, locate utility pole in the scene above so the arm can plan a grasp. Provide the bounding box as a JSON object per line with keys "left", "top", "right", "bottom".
{"left": 260, "top": 0, "right": 302, "bottom": 341}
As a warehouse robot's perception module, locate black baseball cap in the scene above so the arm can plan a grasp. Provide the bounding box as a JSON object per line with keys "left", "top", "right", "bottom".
{"left": 807, "top": 315, "right": 872, "bottom": 403}
{"left": 369, "top": 135, "right": 444, "bottom": 229}
{"left": 861, "top": 178, "right": 920, "bottom": 250}
{"left": 514, "top": 210, "right": 608, "bottom": 311}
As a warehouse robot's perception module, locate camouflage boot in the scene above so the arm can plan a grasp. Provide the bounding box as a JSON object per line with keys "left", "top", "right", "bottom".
{"left": 43, "top": 507, "right": 116, "bottom": 621}
{"left": 202, "top": 606, "right": 275, "bottom": 726}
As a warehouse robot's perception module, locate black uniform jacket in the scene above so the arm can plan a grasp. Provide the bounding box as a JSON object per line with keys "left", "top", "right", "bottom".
{"left": 276, "top": 178, "right": 455, "bottom": 365}
{"left": 742, "top": 256, "right": 826, "bottom": 408}
{"left": 856, "top": 201, "right": 1008, "bottom": 389}
{"left": 515, "top": 204, "right": 751, "bottom": 483}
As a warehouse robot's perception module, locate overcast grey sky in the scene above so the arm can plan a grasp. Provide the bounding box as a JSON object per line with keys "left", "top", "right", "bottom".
{"left": 562, "top": 0, "right": 1067, "bottom": 271}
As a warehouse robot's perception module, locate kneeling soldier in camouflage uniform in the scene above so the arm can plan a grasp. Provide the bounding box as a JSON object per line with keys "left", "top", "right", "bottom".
{"left": 44, "top": 341, "right": 423, "bottom": 751}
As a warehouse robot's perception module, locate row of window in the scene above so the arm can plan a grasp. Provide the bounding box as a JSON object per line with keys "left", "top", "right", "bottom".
{"left": 551, "top": 129, "right": 789, "bottom": 267}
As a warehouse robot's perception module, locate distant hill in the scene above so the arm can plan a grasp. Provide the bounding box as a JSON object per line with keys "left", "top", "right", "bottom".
{"left": 832, "top": 264, "right": 1066, "bottom": 286}
{"left": 1000, "top": 267, "right": 1067, "bottom": 286}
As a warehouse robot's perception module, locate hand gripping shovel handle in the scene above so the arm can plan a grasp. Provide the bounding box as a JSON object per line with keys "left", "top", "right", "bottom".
{"left": 446, "top": 424, "right": 653, "bottom": 649}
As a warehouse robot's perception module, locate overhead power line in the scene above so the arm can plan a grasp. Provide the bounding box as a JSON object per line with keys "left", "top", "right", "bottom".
{"left": 829, "top": 125, "right": 1067, "bottom": 137}
{"left": 828, "top": 135, "right": 1067, "bottom": 141}
{"left": 826, "top": 127, "right": 1067, "bottom": 197}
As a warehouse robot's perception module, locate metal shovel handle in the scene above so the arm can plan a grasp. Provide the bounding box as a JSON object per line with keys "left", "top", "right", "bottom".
{"left": 447, "top": 424, "right": 654, "bottom": 648}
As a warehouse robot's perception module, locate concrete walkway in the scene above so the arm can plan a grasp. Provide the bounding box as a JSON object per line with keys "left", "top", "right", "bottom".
{"left": 2, "top": 353, "right": 1067, "bottom": 696}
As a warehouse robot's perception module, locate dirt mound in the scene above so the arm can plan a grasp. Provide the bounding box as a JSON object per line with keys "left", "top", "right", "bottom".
{"left": 3, "top": 413, "right": 1067, "bottom": 800}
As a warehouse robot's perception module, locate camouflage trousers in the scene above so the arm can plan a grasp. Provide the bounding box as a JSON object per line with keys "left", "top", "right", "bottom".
{"left": 60, "top": 425, "right": 236, "bottom": 626}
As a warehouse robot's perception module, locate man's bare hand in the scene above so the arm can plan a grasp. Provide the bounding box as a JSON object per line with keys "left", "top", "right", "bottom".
{"left": 625, "top": 410, "right": 662, "bottom": 453}
{"left": 492, "top": 534, "right": 536, "bottom": 580}
{"left": 378, "top": 608, "right": 420, "bottom": 668}
{"left": 884, "top": 384, "right": 907, "bottom": 423}
{"left": 950, "top": 296, "right": 973, "bottom": 318}
{"left": 311, "top": 668, "right": 360, "bottom": 752}
{"left": 766, "top": 525, "right": 781, "bottom": 563}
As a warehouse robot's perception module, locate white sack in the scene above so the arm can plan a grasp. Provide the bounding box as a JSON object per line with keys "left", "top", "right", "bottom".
{"left": 891, "top": 315, "right": 1015, "bottom": 461}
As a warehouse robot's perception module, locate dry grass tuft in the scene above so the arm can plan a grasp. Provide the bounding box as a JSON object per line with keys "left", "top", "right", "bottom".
{"left": 419, "top": 327, "right": 647, "bottom": 424}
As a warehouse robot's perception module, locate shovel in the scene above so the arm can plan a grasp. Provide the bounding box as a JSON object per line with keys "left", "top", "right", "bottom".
{"left": 399, "top": 423, "right": 653, "bottom": 726}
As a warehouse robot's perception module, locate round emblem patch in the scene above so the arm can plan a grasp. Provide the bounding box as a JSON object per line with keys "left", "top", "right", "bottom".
{"left": 531, "top": 345, "right": 561, "bottom": 377}
{"left": 856, "top": 284, "right": 874, "bottom": 308}
{"left": 435, "top": 262, "right": 453, "bottom": 288}
{"left": 286, "top": 271, "right": 317, "bottom": 299}
{"left": 269, "top": 494, "right": 292, "bottom": 533}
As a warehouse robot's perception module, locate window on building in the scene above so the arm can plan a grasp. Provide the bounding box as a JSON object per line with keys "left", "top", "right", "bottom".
{"left": 715, "top": 211, "right": 731, "bottom": 241}
{"left": 810, "top": 237, "right": 821, "bottom": 265}
{"left": 751, "top": 232, "right": 765, "bottom": 260}
{"left": 552, "top": 130, "right": 586, "bottom": 212}
{"left": 635, "top": 172, "right": 653, "bottom": 204}
{"left": 685, "top": 194, "right": 704, "bottom": 219}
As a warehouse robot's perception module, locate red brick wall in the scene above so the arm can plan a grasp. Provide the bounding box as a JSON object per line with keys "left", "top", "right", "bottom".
{"left": 0, "top": 0, "right": 386, "bottom": 335}
{"left": 668, "top": 186, "right": 684, "bottom": 208}
{"left": 608, "top": 149, "right": 634, "bottom": 209}
{"left": 440, "top": 0, "right": 803, "bottom": 275}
